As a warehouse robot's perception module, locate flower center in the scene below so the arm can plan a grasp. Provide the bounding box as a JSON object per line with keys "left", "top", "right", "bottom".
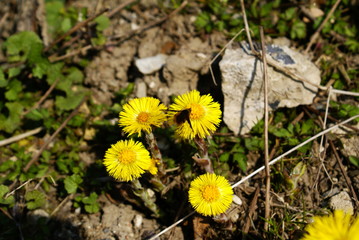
{"left": 137, "top": 112, "right": 150, "bottom": 123}
{"left": 118, "top": 149, "right": 136, "bottom": 164}
{"left": 201, "top": 185, "right": 220, "bottom": 202}
{"left": 189, "top": 103, "right": 205, "bottom": 120}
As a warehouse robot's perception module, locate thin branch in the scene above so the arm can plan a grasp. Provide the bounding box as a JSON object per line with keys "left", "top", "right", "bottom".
{"left": 329, "top": 140, "right": 358, "bottom": 203}
{"left": 0, "top": 127, "right": 43, "bottom": 147}
{"left": 260, "top": 26, "right": 271, "bottom": 231}
{"left": 23, "top": 96, "right": 88, "bottom": 172}
{"left": 106, "top": 0, "right": 137, "bottom": 18}
{"left": 148, "top": 211, "right": 195, "bottom": 240}
{"left": 305, "top": 0, "right": 341, "bottom": 53}
{"left": 4, "top": 180, "right": 32, "bottom": 199}
{"left": 243, "top": 185, "right": 260, "bottom": 234}
{"left": 240, "top": 0, "right": 255, "bottom": 53}
{"left": 44, "top": 8, "right": 109, "bottom": 52}
{"left": 49, "top": 45, "right": 92, "bottom": 62}
{"left": 209, "top": 29, "right": 245, "bottom": 86}
{"left": 22, "top": 78, "right": 60, "bottom": 115}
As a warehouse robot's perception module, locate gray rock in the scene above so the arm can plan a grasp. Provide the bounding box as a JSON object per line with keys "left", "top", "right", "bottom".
{"left": 220, "top": 42, "right": 321, "bottom": 135}
{"left": 329, "top": 191, "right": 354, "bottom": 215}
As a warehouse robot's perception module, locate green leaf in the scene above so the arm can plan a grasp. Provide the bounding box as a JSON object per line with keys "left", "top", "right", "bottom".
{"left": 25, "top": 190, "right": 46, "bottom": 210}
{"left": 65, "top": 67, "right": 84, "bottom": 84}
{"left": 244, "top": 137, "right": 264, "bottom": 151}
{"left": 5, "top": 79, "right": 22, "bottom": 100}
{"left": 283, "top": 7, "right": 296, "bottom": 20}
{"left": 0, "top": 102, "right": 23, "bottom": 133}
{"left": 0, "top": 68, "right": 7, "bottom": 87}
{"left": 82, "top": 192, "right": 100, "bottom": 213}
{"left": 25, "top": 108, "right": 49, "bottom": 121}
{"left": 4, "top": 31, "right": 43, "bottom": 63}
{"left": 349, "top": 156, "right": 359, "bottom": 167}
{"left": 291, "top": 20, "right": 306, "bottom": 39}
{"left": 0, "top": 185, "right": 15, "bottom": 205}
{"left": 233, "top": 152, "right": 247, "bottom": 173}
{"left": 95, "top": 15, "right": 110, "bottom": 31}
{"left": 61, "top": 18, "right": 72, "bottom": 32}
{"left": 219, "top": 152, "right": 230, "bottom": 162}
{"left": 270, "top": 127, "right": 292, "bottom": 137}
{"left": 64, "top": 174, "right": 83, "bottom": 194}
{"left": 8, "top": 67, "right": 22, "bottom": 79}
{"left": 300, "top": 119, "right": 314, "bottom": 135}
{"left": 55, "top": 92, "right": 86, "bottom": 111}
{"left": 0, "top": 160, "right": 14, "bottom": 172}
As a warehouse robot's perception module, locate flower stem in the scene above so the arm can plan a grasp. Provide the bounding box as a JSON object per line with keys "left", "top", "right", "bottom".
{"left": 131, "top": 179, "right": 160, "bottom": 217}
{"left": 193, "top": 136, "right": 214, "bottom": 173}
{"left": 145, "top": 132, "right": 165, "bottom": 175}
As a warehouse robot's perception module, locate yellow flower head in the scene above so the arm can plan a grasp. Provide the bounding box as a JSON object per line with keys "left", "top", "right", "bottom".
{"left": 148, "top": 158, "right": 159, "bottom": 175}
{"left": 302, "top": 210, "right": 359, "bottom": 240}
{"left": 188, "top": 173, "right": 233, "bottom": 216}
{"left": 168, "top": 90, "right": 222, "bottom": 139}
{"left": 103, "top": 139, "right": 151, "bottom": 181}
{"left": 119, "top": 97, "right": 167, "bottom": 136}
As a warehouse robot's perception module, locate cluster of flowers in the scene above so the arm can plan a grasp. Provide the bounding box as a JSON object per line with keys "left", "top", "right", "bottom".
{"left": 103, "top": 90, "right": 234, "bottom": 216}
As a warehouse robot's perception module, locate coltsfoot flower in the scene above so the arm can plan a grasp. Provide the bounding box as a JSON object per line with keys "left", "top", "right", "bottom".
{"left": 103, "top": 139, "right": 151, "bottom": 181}
{"left": 301, "top": 210, "right": 359, "bottom": 240}
{"left": 148, "top": 158, "right": 159, "bottom": 175}
{"left": 168, "top": 90, "right": 222, "bottom": 139}
{"left": 119, "top": 97, "right": 167, "bottom": 136}
{"left": 189, "top": 173, "right": 233, "bottom": 216}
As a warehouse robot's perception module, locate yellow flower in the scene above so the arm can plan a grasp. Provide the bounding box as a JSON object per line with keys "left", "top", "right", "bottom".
{"left": 168, "top": 90, "right": 221, "bottom": 139}
{"left": 188, "top": 173, "right": 233, "bottom": 216}
{"left": 103, "top": 139, "right": 151, "bottom": 181}
{"left": 148, "top": 158, "right": 159, "bottom": 175}
{"left": 119, "top": 97, "right": 167, "bottom": 136}
{"left": 302, "top": 210, "right": 359, "bottom": 240}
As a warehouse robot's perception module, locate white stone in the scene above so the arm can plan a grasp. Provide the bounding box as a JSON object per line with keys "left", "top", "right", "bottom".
{"left": 220, "top": 42, "right": 321, "bottom": 135}
{"left": 329, "top": 191, "right": 354, "bottom": 215}
{"left": 135, "top": 54, "right": 168, "bottom": 75}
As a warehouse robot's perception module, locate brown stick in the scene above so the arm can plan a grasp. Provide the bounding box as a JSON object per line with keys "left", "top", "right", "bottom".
{"left": 243, "top": 185, "right": 260, "bottom": 234}
{"left": 49, "top": 45, "right": 92, "bottom": 62}
{"left": 260, "top": 27, "right": 271, "bottom": 231}
{"left": 23, "top": 96, "right": 88, "bottom": 172}
{"left": 305, "top": 0, "right": 342, "bottom": 53}
{"left": 22, "top": 78, "right": 60, "bottom": 115}
{"left": 106, "top": 0, "right": 137, "bottom": 18}
{"left": 328, "top": 140, "right": 358, "bottom": 202}
{"left": 0, "top": 127, "right": 43, "bottom": 147}
{"left": 240, "top": 0, "right": 255, "bottom": 53}
{"left": 44, "top": 8, "right": 109, "bottom": 52}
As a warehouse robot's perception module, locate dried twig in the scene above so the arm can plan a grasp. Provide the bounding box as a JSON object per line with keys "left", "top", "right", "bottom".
{"left": 44, "top": 8, "right": 109, "bottom": 52}
{"left": 260, "top": 26, "right": 271, "bottom": 231}
{"left": 328, "top": 140, "right": 358, "bottom": 203}
{"left": 23, "top": 96, "right": 88, "bottom": 172}
{"left": 305, "top": 0, "right": 342, "bottom": 53}
{"left": 22, "top": 78, "right": 60, "bottom": 115}
{"left": 0, "top": 127, "right": 43, "bottom": 147}
{"left": 106, "top": 0, "right": 137, "bottom": 18}
{"left": 49, "top": 45, "right": 92, "bottom": 62}
{"left": 240, "top": 0, "right": 255, "bottom": 53}
{"left": 242, "top": 185, "right": 260, "bottom": 234}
